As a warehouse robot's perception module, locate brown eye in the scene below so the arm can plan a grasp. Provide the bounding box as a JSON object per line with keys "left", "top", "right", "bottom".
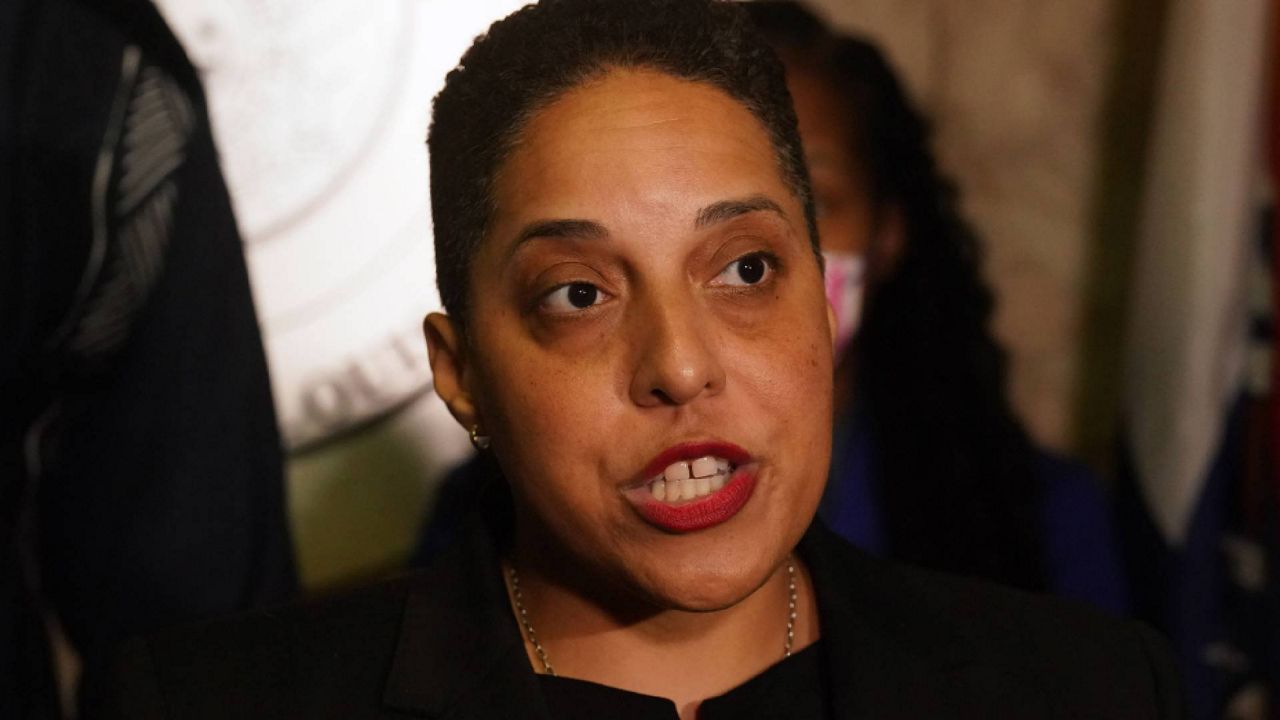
{"left": 542, "top": 282, "right": 606, "bottom": 313}
{"left": 736, "top": 255, "right": 766, "bottom": 284}
{"left": 567, "top": 284, "right": 598, "bottom": 308}
{"left": 713, "top": 252, "right": 775, "bottom": 287}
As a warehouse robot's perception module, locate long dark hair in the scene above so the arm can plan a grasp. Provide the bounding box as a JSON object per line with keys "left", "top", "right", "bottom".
{"left": 744, "top": 1, "right": 1046, "bottom": 591}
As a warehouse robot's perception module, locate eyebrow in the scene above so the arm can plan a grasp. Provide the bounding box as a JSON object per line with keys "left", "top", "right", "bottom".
{"left": 512, "top": 218, "right": 609, "bottom": 247}
{"left": 694, "top": 195, "right": 787, "bottom": 229}
{"left": 508, "top": 194, "right": 787, "bottom": 255}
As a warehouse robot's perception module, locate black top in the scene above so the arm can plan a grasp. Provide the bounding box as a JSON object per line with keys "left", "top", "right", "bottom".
{"left": 105, "top": 515, "right": 1185, "bottom": 719}
{"left": 539, "top": 642, "right": 829, "bottom": 719}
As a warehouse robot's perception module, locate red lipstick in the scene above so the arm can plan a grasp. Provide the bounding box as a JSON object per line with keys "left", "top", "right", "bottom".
{"left": 626, "top": 441, "right": 758, "bottom": 533}
{"left": 639, "top": 441, "right": 752, "bottom": 480}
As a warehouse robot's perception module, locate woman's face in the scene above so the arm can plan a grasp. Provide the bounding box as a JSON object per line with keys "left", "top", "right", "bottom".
{"left": 428, "top": 69, "right": 834, "bottom": 612}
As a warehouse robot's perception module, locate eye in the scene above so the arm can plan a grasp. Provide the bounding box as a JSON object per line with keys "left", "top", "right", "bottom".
{"left": 714, "top": 252, "right": 775, "bottom": 287}
{"left": 541, "top": 282, "right": 607, "bottom": 313}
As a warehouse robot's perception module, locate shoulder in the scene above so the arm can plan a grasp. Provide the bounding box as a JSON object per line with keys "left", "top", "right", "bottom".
{"left": 103, "top": 573, "right": 422, "bottom": 719}
{"left": 104, "top": 517, "right": 525, "bottom": 720}
{"left": 803, "top": 524, "right": 1183, "bottom": 718}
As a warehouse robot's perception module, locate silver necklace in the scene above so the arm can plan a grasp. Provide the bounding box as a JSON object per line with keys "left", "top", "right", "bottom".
{"left": 505, "top": 557, "right": 799, "bottom": 677}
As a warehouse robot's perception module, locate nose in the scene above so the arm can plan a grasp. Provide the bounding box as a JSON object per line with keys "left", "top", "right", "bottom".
{"left": 628, "top": 291, "right": 726, "bottom": 407}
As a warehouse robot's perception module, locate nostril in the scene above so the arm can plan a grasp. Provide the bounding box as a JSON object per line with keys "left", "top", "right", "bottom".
{"left": 649, "top": 387, "right": 676, "bottom": 405}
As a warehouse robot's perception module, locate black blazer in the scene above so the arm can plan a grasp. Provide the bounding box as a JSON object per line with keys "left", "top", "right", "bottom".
{"left": 106, "top": 518, "right": 1183, "bottom": 719}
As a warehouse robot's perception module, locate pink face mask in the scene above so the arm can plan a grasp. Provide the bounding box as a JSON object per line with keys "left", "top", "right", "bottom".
{"left": 822, "top": 251, "right": 865, "bottom": 364}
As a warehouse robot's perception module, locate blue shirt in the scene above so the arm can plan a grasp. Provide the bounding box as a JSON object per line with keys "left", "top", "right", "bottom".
{"left": 820, "top": 415, "right": 1130, "bottom": 615}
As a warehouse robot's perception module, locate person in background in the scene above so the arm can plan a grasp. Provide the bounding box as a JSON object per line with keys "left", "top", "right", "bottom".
{"left": 1, "top": 0, "right": 297, "bottom": 716}
{"left": 738, "top": 1, "right": 1129, "bottom": 614}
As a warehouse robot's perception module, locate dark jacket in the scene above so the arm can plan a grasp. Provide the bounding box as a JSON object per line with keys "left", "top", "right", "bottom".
{"left": 106, "top": 516, "right": 1184, "bottom": 719}
{"left": 2, "top": 1, "right": 296, "bottom": 716}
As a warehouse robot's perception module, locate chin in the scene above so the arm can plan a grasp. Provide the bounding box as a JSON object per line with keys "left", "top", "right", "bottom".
{"left": 615, "top": 488, "right": 819, "bottom": 613}
{"left": 617, "top": 537, "right": 793, "bottom": 613}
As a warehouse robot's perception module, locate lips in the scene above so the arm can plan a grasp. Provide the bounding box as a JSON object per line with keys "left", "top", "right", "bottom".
{"left": 640, "top": 441, "right": 753, "bottom": 480}
{"left": 624, "top": 441, "right": 758, "bottom": 533}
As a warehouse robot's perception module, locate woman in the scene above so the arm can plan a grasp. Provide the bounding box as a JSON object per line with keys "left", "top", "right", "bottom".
{"left": 107, "top": 1, "right": 1178, "bottom": 717}
{"left": 738, "top": 2, "right": 1128, "bottom": 612}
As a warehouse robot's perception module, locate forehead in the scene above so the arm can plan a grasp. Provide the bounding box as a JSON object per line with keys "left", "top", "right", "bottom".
{"left": 489, "top": 69, "right": 792, "bottom": 236}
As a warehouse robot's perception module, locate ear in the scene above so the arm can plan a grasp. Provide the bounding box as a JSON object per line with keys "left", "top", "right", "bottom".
{"left": 423, "top": 312, "right": 480, "bottom": 431}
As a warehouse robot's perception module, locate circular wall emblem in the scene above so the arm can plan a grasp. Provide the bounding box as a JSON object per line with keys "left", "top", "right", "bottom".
{"left": 154, "top": 0, "right": 530, "bottom": 452}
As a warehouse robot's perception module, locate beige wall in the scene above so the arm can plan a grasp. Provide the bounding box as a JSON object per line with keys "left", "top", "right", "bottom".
{"left": 807, "top": 0, "right": 1117, "bottom": 452}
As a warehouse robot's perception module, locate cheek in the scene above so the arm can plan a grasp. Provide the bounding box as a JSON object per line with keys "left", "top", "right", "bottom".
{"left": 483, "top": 356, "right": 607, "bottom": 452}
{"left": 474, "top": 345, "right": 643, "bottom": 566}
{"left": 729, "top": 302, "right": 833, "bottom": 539}
{"left": 731, "top": 286, "right": 834, "bottom": 436}
{"left": 473, "top": 341, "right": 624, "bottom": 504}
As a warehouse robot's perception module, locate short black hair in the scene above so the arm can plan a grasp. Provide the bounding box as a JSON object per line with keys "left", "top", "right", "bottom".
{"left": 428, "top": 0, "right": 815, "bottom": 327}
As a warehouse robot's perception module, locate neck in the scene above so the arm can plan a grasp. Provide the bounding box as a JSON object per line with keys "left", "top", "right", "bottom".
{"left": 505, "top": 547, "right": 820, "bottom": 720}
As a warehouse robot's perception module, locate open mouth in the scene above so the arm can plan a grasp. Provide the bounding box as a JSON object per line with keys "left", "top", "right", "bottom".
{"left": 646, "top": 456, "right": 735, "bottom": 503}
{"left": 624, "top": 441, "right": 758, "bottom": 533}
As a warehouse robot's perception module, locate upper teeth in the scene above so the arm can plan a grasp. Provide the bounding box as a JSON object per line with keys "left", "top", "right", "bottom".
{"left": 650, "top": 456, "right": 732, "bottom": 503}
